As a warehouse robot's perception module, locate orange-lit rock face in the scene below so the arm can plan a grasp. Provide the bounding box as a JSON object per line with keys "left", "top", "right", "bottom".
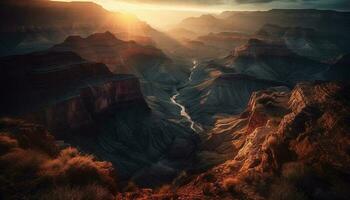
{"left": 142, "top": 82, "right": 350, "bottom": 199}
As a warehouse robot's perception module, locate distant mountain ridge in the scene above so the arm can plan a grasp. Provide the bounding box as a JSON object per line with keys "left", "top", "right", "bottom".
{"left": 0, "top": 0, "right": 182, "bottom": 57}
{"left": 178, "top": 9, "right": 350, "bottom": 35}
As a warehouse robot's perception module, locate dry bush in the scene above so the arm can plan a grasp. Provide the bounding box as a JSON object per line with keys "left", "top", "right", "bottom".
{"left": 0, "top": 119, "right": 118, "bottom": 199}
{"left": 0, "top": 148, "right": 47, "bottom": 174}
{"left": 0, "top": 118, "right": 58, "bottom": 156}
{"left": 40, "top": 148, "right": 116, "bottom": 192}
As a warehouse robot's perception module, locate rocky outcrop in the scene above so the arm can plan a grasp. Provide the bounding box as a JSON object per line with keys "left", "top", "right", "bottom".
{"left": 50, "top": 32, "right": 167, "bottom": 74}
{"left": 153, "top": 81, "right": 350, "bottom": 199}
{"left": 226, "top": 39, "right": 329, "bottom": 83}
{"left": 49, "top": 32, "right": 189, "bottom": 86}
{"left": 0, "top": 51, "right": 148, "bottom": 134}
{"left": 256, "top": 24, "right": 343, "bottom": 61}
{"left": 0, "top": 50, "right": 197, "bottom": 185}
{"left": 177, "top": 69, "right": 288, "bottom": 127}
{"left": 28, "top": 76, "right": 148, "bottom": 135}
{"left": 233, "top": 38, "right": 293, "bottom": 57}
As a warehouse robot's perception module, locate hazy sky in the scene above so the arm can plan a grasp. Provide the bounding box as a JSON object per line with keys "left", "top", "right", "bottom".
{"left": 56, "top": 0, "right": 350, "bottom": 29}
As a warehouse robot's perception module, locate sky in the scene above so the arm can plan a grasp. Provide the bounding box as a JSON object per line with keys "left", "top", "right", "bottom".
{"left": 56, "top": 0, "right": 350, "bottom": 29}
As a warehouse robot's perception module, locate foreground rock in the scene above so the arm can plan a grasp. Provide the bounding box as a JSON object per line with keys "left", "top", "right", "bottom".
{"left": 129, "top": 81, "right": 350, "bottom": 199}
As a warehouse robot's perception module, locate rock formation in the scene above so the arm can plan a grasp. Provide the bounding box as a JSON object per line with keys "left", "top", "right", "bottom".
{"left": 177, "top": 63, "right": 288, "bottom": 127}
{"left": 225, "top": 39, "right": 329, "bottom": 83}
{"left": 50, "top": 32, "right": 167, "bottom": 75}
{"left": 126, "top": 81, "right": 350, "bottom": 199}
{"left": 0, "top": 49, "right": 197, "bottom": 184}
{"left": 256, "top": 24, "right": 343, "bottom": 61}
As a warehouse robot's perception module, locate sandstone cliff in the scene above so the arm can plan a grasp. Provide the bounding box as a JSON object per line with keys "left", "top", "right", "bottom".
{"left": 0, "top": 51, "right": 148, "bottom": 134}
{"left": 226, "top": 39, "right": 329, "bottom": 83}
{"left": 126, "top": 82, "right": 350, "bottom": 199}
{"left": 50, "top": 32, "right": 167, "bottom": 75}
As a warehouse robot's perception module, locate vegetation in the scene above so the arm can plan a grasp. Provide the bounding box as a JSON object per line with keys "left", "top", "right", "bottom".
{"left": 0, "top": 118, "right": 117, "bottom": 200}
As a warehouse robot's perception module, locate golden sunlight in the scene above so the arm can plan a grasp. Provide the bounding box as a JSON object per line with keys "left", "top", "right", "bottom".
{"left": 52, "top": 0, "right": 228, "bottom": 29}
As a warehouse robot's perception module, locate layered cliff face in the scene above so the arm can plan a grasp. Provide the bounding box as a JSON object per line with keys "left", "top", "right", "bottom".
{"left": 178, "top": 9, "right": 350, "bottom": 36}
{"left": 130, "top": 81, "right": 350, "bottom": 199}
{"left": 0, "top": 51, "right": 148, "bottom": 133}
{"left": 257, "top": 24, "right": 344, "bottom": 61}
{"left": 0, "top": 51, "right": 112, "bottom": 114}
{"left": 50, "top": 32, "right": 166, "bottom": 75}
{"left": 226, "top": 39, "right": 329, "bottom": 84}
{"left": 50, "top": 32, "right": 189, "bottom": 86}
{"left": 0, "top": 50, "right": 197, "bottom": 185}
{"left": 176, "top": 62, "right": 288, "bottom": 127}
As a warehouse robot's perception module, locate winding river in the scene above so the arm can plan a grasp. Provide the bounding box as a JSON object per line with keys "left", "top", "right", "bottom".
{"left": 171, "top": 60, "right": 203, "bottom": 133}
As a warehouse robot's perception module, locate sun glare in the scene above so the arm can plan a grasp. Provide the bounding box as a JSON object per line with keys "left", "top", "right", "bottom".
{"left": 52, "top": 0, "right": 224, "bottom": 29}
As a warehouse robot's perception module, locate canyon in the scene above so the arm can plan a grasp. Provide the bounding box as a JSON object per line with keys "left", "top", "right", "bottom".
{"left": 0, "top": 1, "right": 350, "bottom": 199}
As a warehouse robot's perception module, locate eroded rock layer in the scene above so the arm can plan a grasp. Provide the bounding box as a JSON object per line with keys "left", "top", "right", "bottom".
{"left": 127, "top": 82, "right": 350, "bottom": 199}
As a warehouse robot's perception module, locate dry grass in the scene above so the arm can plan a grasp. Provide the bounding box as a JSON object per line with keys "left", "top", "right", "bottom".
{"left": 0, "top": 119, "right": 117, "bottom": 199}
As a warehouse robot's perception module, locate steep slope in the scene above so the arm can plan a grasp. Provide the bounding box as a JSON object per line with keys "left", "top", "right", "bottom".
{"left": 178, "top": 9, "right": 350, "bottom": 35}
{"left": 196, "top": 32, "right": 251, "bottom": 55}
{"left": 129, "top": 81, "right": 350, "bottom": 199}
{"left": 182, "top": 81, "right": 350, "bottom": 199}
{"left": 177, "top": 61, "right": 287, "bottom": 127}
{"left": 0, "top": 0, "right": 183, "bottom": 57}
{"left": 50, "top": 32, "right": 189, "bottom": 85}
{"left": 0, "top": 51, "right": 112, "bottom": 115}
{"left": 50, "top": 31, "right": 166, "bottom": 75}
{"left": 0, "top": 51, "right": 197, "bottom": 184}
{"left": 225, "top": 39, "right": 329, "bottom": 83}
{"left": 177, "top": 10, "right": 350, "bottom": 61}
{"left": 257, "top": 24, "right": 344, "bottom": 61}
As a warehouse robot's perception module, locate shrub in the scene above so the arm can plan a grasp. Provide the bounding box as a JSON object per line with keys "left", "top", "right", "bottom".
{"left": 40, "top": 148, "right": 116, "bottom": 192}
{"left": 0, "top": 119, "right": 118, "bottom": 199}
